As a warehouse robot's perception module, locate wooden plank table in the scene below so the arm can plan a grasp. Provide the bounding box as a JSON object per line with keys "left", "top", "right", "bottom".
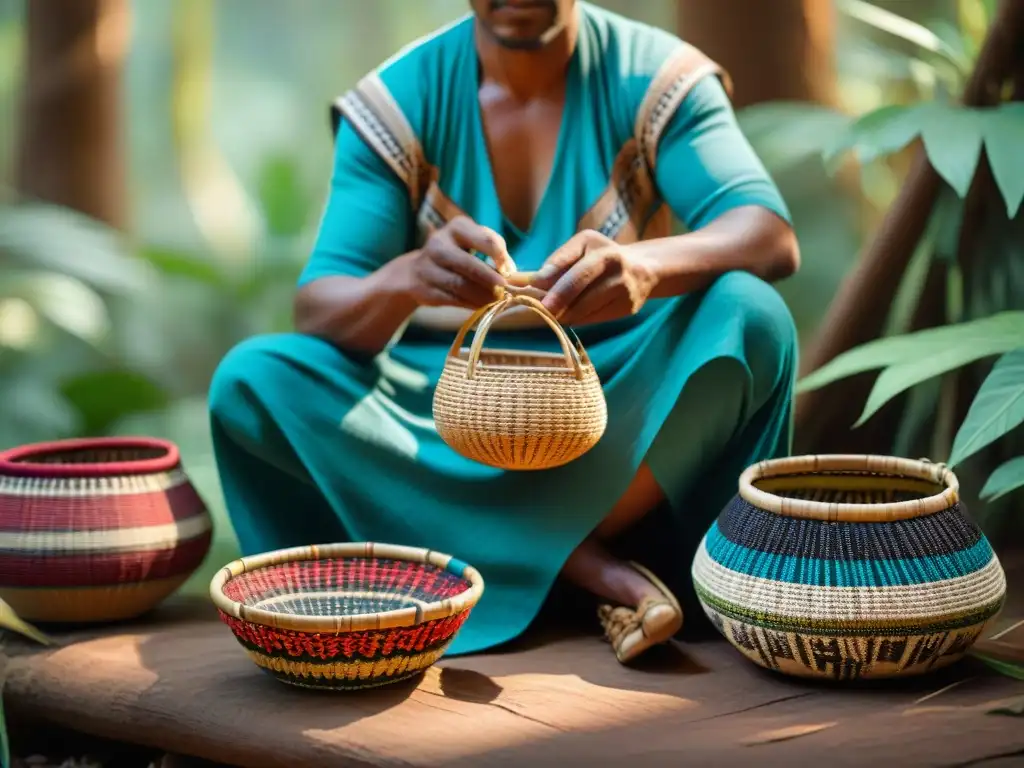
{"left": 3, "top": 592, "right": 1023, "bottom": 768}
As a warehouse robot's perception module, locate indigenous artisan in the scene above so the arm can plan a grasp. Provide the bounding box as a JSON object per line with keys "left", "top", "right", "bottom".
{"left": 209, "top": 0, "right": 799, "bottom": 663}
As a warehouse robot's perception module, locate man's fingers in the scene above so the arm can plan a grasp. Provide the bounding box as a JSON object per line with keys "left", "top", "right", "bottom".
{"left": 421, "top": 260, "right": 497, "bottom": 307}
{"left": 447, "top": 217, "right": 515, "bottom": 277}
{"left": 561, "top": 279, "right": 617, "bottom": 325}
{"left": 430, "top": 239, "right": 506, "bottom": 291}
{"left": 541, "top": 251, "right": 610, "bottom": 318}
{"left": 530, "top": 234, "right": 588, "bottom": 290}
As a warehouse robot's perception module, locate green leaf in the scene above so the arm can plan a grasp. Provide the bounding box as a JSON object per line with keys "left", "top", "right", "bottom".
{"left": 932, "top": 186, "right": 965, "bottom": 263}
{"left": 256, "top": 155, "right": 312, "bottom": 238}
{"left": 973, "top": 651, "right": 1024, "bottom": 681}
{"left": 949, "top": 348, "right": 1024, "bottom": 466}
{"left": 823, "top": 104, "right": 928, "bottom": 171}
{"left": 140, "top": 246, "right": 226, "bottom": 286}
{"left": 0, "top": 595, "right": 55, "bottom": 646}
{"left": 0, "top": 681, "right": 8, "bottom": 768}
{"left": 983, "top": 103, "right": 1024, "bottom": 218}
{"left": 980, "top": 456, "right": 1024, "bottom": 501}
{"left": 60, "top": 369, "right": 171, "bottom": 436}
{"left": 738, "top": 102, "right": 852, "bottom": 175}
{"left": 0, "top": 270, "right": 110, "bottom": 344}
{"left": 0, "top": 203, "right": 153, "bottom": 295}
{"left": 854, "top": 341, "right": 1004, "bottom": 427}
{"left": 796, "top": 311, "right": 1024, "bottom": 394}
{"left": 921, "top": 109, "right": 985, "bottom": 197}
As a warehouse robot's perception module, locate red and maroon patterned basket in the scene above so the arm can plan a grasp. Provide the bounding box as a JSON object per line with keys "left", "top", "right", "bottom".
{"left": 210, "top": 542, "right": 485, "bottom": 691}
{"left": 0, "top": 437, "right": 213, "bottom": 623}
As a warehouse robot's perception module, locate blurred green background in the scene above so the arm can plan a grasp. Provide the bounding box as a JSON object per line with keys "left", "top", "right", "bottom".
{"left": 0, "top": 0, "right": 1018, "bottom": 594}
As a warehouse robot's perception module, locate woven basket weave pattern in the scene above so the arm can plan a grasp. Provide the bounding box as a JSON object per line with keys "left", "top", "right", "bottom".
{"left": 433, "top": 294, "right": 608, "bottom": 470}
{"left": 692, "top": 455, "right": 1006, "bottom": 681}
{"left": 0, "top": 438, "right": 213, "bottom": 624}
{"left": 212, "top": 545, "right": 483, "bottom": 690}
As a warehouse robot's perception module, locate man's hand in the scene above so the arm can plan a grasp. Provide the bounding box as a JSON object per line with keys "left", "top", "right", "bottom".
{"left": 530, "top": 230, "right": 658, "bottom": 326}
{"left": 401, "top": 216, "right": 515, "bottom": 308}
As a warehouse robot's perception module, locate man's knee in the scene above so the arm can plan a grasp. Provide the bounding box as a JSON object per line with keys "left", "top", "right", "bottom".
{"left": 705, "top": 271, "right": 797, "bottom": 393}
{"left": 208, "top": 333, "right": 308, "bottom": 428}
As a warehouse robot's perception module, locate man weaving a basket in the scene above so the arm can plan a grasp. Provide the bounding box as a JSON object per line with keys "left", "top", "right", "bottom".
{"left": 209, "top": 0, "right": 799, "bottom": 664}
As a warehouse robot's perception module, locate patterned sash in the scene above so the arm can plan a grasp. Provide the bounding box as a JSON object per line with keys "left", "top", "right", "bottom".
{"left": 332, "top": 74, "right": 467, "bottom": 243}
{"left": 575, "top": 44, "right": 731, "bottom": 243}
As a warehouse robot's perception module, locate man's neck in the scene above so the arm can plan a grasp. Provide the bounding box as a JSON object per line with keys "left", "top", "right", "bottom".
{"left": 474, "top": 13, "right": 578, "bottom": 100}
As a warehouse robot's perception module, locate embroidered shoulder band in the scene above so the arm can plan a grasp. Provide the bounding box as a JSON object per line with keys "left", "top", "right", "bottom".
{"left": 576, "top": 43, "right": 730, "bottom": 243}
{"left": 634, "top": 43, "right": 732, "bottom": 171}
{"left": 332, "top": 73, "right": 427, "bottom": 209}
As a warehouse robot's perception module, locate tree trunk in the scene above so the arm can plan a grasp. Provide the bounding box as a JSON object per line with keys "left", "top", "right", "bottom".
{"left": 15, "top": 0, "right": 130, "bottom": 229}
{"left": 675, "top": 0, "right": 837, "bottom": 107}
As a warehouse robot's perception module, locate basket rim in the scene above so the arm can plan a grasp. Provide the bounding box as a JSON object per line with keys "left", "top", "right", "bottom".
{"left": 0, "top": 437, "right": 181, "bottom": 478}
{"left": 444, "top": 351, "right": 599, "bottom": 376}
{"left": 209, "top": 542, "right": 485, "bottom": 633}
{"left": 738, "top": 454, "right": 960, "bottom": 522}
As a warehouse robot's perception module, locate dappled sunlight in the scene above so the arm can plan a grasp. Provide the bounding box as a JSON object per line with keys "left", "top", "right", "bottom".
{"left": 339, "top": 391, "right": 422, "bottom": 460}
{"left": 303, "top": 665, "right": 697, "bottom": 763}
{"left": 0, "top": 297, "right": 39, "bottom": 349}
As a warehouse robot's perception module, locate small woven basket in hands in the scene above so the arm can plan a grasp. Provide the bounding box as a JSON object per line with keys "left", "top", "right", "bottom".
{"left": 433, "top": 293, "right": 607, "bottom": 470}
{"left": 692, "top": 455, "right": 1007, "bottom": 681}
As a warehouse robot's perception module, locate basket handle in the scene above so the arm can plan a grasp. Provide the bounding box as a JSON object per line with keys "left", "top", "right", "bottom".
{"left": 447, "top": 293, "right": 587, "bottom": 380}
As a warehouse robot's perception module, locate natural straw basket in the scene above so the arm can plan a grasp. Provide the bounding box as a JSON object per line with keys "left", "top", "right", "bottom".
{"left": 433, "top": 293, "right": 607, "bottom": 470}
{"left": 691, "top": 455, "right": 1006, "bottom": 681}
{"left": 0, "top": 437, "right": 213, "bottom": 624}
{"left": 211, "top": 542, "right": 484, "bottom": 690}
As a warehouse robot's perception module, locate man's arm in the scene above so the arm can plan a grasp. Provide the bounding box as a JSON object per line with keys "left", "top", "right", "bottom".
{"left": 294, "top": 120, "right": 513, "bottom": 355}
{"left": 531, "top": 74, "right": 798, "bottom": 324}
{"left": 293, "top": 119, "right": 419, "bottom": 354}
{"left": 639, "top": 73, "right": 799, "bottom": 296}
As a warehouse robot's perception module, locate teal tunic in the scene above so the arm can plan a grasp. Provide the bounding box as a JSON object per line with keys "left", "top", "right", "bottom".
{"left": 208, "top": 3, "right": 798, "bottom": 655}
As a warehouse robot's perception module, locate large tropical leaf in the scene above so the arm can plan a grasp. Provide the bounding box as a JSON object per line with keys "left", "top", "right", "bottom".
{"left": 949, "top": 348, "right": 1024, "bottom": 467}
{"left": 738, "top": 102, "right": 853, "bottom": 175}
{"left": 980, "top": 456, "right": 1024, "bottom": 501}
{"left": 921, "top": 108, "right": 985, "bottom": 197}
{"left": 0, "top": 270, "right": 110, "bottom": 345}
{"left": 823, "top": 103, "right": 933, "bottom": 170}
{"left": 796, "top": 311, "right": 1024, "bottom": 393}
{"left": 823, "top": 102, "right": 1022, "bottom": 204}
{"left": 0, "top": 203, "right": 153, "bottom": 295}
{"left": 983, "top": 103, "right": 1024, "bottom": 218}
{"left": 140, "top": 246, "right": 226, "bottom": 287}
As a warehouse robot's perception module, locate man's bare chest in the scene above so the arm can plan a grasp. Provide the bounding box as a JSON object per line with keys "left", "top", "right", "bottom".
{"left": 478, "top": 82, "right": 566, "bottom": 233}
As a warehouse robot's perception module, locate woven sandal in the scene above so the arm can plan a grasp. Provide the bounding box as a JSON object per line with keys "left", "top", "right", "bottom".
{"left": 597, "top": 561, "right": 683, "bottom": 664}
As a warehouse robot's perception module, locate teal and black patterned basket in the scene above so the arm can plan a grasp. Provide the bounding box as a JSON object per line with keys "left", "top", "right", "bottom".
{"left": 692, "top": 455, "right": 1007, "bottom": 681}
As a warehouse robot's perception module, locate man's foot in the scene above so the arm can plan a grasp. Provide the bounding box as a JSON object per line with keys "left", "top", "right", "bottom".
{"left": 597, "top": 562, "right": 683, "bottom": 664}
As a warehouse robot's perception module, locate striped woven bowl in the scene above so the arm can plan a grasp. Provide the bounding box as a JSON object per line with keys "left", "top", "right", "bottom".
{"left": 692, "top": 455, "right": 1006, "bottom": 681}
{"left": 211, "top": 543, "right": 485, "bottom": 691}
{"left": 0, "top": 437, "right": 213, "bottom": 623}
